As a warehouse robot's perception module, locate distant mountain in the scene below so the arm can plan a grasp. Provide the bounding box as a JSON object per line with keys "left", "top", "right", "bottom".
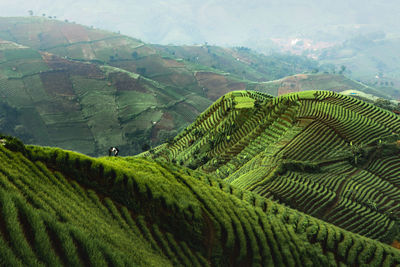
{"left": 253, "top": 73, "right": 390, "bottom": 98}
{"left": 0, "top": 17, "right": 317, "bottom": 85}
{"left": 153, "top": 44, "right": 318, "bottom": 82}
{"left": 0, "top": 17, "right": 319, "bottom": 155}
{"left": 317, "top": 34, "right": 400, "bottom": 99}
{"left": 144, "top": 90, "right": 400, "bottom": 244}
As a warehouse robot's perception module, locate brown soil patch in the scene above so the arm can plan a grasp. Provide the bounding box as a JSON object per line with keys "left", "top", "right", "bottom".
{"left": 195, "top": 72, "right": 227, "bottom": 88}
{"left": 151, "top": 112, "right": 175, "bottom": 141}
{"left": 162, "top": 58, "right": 184, "bottom": 68}
{"left": 41, "top": 53, "right": 104, "bottom": 79}
{"left": 40, "top": 70, "right": 74, "bottom": 97}
{"left": 195, "top": 72, "right": 243, "bottom": 101}
{"left": 170, "top": 72, "right": 196, "bottom": 87}
{"left": 108, "top": 72, "right": 146, "bottom": 92}
{"left": 392, "top": 240, "right": 400, "bottom": 250}
{"left": 195, "top": 72, "right": 246, "bottom": 101}
{"left": 205, "top": 81, "right": 246, "bottom": 101}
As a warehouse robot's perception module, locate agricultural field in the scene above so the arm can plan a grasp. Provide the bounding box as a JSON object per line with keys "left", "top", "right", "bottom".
{"left": 0, "top": 17, "right": 333, "bottom": 156}
{"left": 0, "top": 136, "right": 399, "bottom": 266}
{"left": 0, "top": 17, "right": 319, "bottom": 97}
{"left": 144, "top": 90, "right": 400, "bottom": 246}
{"left": 0, "top": 41, "right": 220, "bottom": 156}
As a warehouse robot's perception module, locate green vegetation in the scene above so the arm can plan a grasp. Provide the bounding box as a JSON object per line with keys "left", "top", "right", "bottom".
{"left": 145, "top": 90, "right": 400, "bottom": 244}
{"left": 0, "top": 17, "right": 322, "bottom": 156}
{"left": 0, "top": 136, "right": 399, "bottom": 265}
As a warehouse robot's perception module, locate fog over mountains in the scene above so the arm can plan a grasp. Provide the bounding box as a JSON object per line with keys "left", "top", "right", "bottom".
{"left": 1, "top": 0, "right": 400, "bottom": 48}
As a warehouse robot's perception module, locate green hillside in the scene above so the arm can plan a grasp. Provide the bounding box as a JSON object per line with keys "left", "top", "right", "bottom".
{"left": 143, "top": 90, "right": 400, "bottom": 244}
{"left": 0, "top": 136, "right": 399, "bottom": 266}
{"left": 0, "top": 17, "right": 321, "bottom": 156}
{"left": 0, "top": 17, "right": 317, "bottom": 95}
{"left": 0, "top": 40, "right": 216, "bottom": 156}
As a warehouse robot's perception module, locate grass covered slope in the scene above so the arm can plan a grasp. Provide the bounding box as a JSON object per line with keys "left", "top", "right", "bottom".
{"left": 0, "top": 141, "right": 400, "bottom": 266}
{"left": 142, "top": 90, "right": 400, "bottom": 243}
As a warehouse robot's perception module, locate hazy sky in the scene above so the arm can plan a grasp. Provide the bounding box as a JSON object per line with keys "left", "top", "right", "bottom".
{"left": 0, "top": 0, "right": 399, "bottom": 46}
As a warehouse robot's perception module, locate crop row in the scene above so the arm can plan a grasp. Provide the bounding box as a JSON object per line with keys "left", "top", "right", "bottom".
{"left": 0, "top": 146, "right": 208, "bottom": 266}
{"left": 2, "top": 142, "right": 400, "bottom": 265}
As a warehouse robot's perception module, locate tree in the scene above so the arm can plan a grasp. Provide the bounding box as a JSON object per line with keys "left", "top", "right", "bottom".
{"left": 28, "top": 10, "right": 33, "bottom": 16}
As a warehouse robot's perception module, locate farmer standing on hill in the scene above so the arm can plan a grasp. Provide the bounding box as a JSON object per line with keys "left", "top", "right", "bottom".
{"left": 108, "top": 147, "right": 119, "bottom": 156}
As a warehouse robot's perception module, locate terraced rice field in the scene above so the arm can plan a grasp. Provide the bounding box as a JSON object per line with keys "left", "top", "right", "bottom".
{"left": 145, "top": 90, "right": 400, "bottom": 244}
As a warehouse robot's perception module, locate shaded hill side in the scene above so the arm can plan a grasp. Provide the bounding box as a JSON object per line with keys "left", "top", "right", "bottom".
{"left": 0, "top": 40, "right": 217, "bottom": 156}
{"left": 0, "top": 140, "right": 399, "bottom": 266}
{"left": 142, "top": 90, "right": 400, "bottom": 243}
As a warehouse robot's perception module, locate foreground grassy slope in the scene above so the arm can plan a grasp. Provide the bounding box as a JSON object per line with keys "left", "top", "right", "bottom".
{"left": 0, "top": 141, "right": 399, "bottom": 266}
{"left": 143, "top": 90, "right": 400, "bottom": 244}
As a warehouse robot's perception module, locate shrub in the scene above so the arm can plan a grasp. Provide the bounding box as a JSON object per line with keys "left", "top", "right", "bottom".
{"left": 0, "top": 135, "right": 26, "bottom": 156}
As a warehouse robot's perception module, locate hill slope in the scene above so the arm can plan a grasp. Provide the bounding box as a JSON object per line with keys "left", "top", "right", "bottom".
{"left": 0, "top": 16, "right": 318, "bottom": 95}
{"left": 0, "top": 40, "right": 216, "bottom": 156}
{"left": 0, "top": 17, "right": 319, "bottom": 156}
{"left": 0, "top": 138, "right": 399, "bottom": 266}
{"left": 142, "top": 90, "right": 400, "bottom": 244}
